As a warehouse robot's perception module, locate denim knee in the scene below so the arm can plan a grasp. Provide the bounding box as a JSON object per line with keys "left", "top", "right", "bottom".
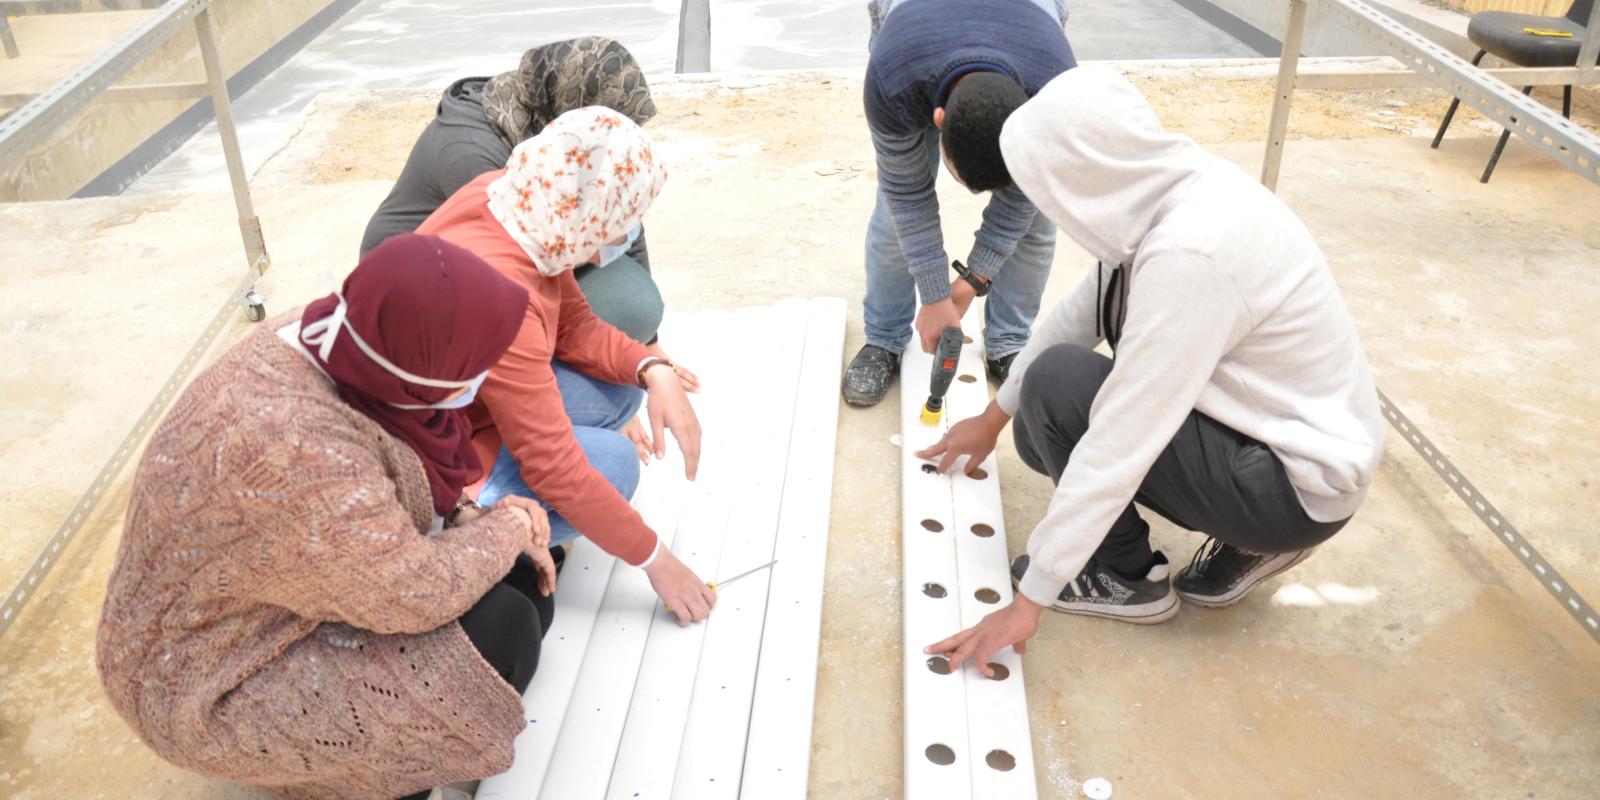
{"left": 579, "top": 427, "right": 642, "bottom": 502}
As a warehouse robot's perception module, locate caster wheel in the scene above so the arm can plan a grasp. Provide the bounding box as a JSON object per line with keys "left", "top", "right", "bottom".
{"left": 246, "top": 303, "right": 266, "bottom": 322}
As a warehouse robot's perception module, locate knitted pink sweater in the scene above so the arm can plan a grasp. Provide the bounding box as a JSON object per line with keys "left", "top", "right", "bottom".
{"left": 97, "top": 316, "right": 531, "bottom": 799}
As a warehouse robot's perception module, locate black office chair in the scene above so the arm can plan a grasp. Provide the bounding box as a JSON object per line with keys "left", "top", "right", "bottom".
{"left": 1431, "top": 0, "right": 1596, "bottom": 183}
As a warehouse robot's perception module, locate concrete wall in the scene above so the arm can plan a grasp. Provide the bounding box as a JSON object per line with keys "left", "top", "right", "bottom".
{"left": 0, "top": 0, "right": 334, "bottom": 202}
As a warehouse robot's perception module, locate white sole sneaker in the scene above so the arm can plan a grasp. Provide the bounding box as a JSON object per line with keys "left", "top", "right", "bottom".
{"left": 1176, "top": 547, "right": 1316, "bottom": 609}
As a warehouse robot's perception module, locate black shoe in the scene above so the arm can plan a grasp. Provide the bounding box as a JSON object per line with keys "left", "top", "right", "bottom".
{"left": 986, "top": 352, "right": 1018, "bottom": 383}
{"left": 842, "top": 344, "right": 900, "bottom": 407}
{"left": 550, "top": 544, "right": 567, "bottom": 574}
{"left": 1173, "top": 538, "right": 1315, "bottom": 608}
{"left": 1011, "top": 553, "right": 1179, "bottom": 625}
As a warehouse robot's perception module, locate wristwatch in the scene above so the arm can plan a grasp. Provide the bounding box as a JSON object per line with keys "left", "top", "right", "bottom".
{"left": 637, "top": 356, "right": 677, "bottom": 388}
{"left": 952, "top": 260, "right": 991, "bottom": 297}
{"left": 446, "top": 496, "right": 484, "bottom": 527}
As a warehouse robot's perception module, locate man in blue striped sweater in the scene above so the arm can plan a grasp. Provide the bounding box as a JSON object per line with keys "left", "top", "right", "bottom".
{"left": 842, "top": 0, "right": 1076, "bottom": 406}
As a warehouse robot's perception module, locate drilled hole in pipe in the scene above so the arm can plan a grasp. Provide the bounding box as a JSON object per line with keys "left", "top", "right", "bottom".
{"left": 921, "top": 519, "right": 944, "bottom": 532}
{"left": 958, "top": 374, "right": 977, "bottom": 383}
{"left": 926, "top": 656, "right": 951, "bottom": 675}
{"left": 920, "top": 463, "right": 937, "bottom": 474}
{"left": 922, "top": 582, "right": 947, "bottom": 598}
{"left": 986, "top": 663, "right": 1010, "bottom": 681}
{"left": 985, "top": 749, "right": 1016, "bottom": 771}
{"left": 925, "top": 743, "right": 956, "bottom": 765}
{"left": 971, "top": 523, "right": 995, "bottom": 538}
{"left": 974, "top": 587, "right": 1001, "bottom": 604}
{"left": 968, "top": 467, "right": 989, "bottom": 480}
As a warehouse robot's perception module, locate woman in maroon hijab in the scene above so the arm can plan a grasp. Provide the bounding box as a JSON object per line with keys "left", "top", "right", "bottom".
{"left": 99, "top": 235, "right": 560, "bottom": 800}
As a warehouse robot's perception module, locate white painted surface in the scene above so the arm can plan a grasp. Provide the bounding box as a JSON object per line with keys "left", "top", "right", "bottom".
{"left": 947, "top": 321, "right": 1037, "bottom": 800}
{"left": 477, "top": 301, "right": 844, "bottom": 799}
{"left": 739, "top": 297, "right": 847, "bottom": 799}
{"left": 900, "top": 327, "right": 974, "bottom": 799}
{"left": 474, "top": 535, "right": 617, "bottom": 800}
{"left": 899, "top": 308, "right": 1038, "bottom": 799}
{"left": 671, "top": 301, "right": 809, "bottom": 799}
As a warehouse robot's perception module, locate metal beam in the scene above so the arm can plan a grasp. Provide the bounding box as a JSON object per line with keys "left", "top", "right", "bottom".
{"left": 1297, "top": 65, "right": 1600, "bottom": 91}
{"left": 1580, "top": 0, "right": 1600, "bottom": 81}
{"left": 0, "top": 81, "right": 208, "bottom": 109}
{"left": 1262, "top": 0, "right": 1308, "bottom": 191}
{"left": 0, "top": 0, "right": 208, "bottom": 173}
{"left": 193, "top": 6, "right": 268, "bottom": 273}
{"left": 1, "top": 12, "right": 18, "bottom": 58}
{"left": 1317, "top": 0, "right": 1600, "bottom": 187}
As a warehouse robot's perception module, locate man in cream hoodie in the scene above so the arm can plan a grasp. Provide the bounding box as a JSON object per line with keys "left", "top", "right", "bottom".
{"left": 923, "top": 66, "right": 1384, "bottom": 673}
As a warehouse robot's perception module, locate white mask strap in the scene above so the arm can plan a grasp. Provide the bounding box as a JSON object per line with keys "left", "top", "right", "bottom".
{"left": 299, "top": 269, "right": 483, "bottom": 391}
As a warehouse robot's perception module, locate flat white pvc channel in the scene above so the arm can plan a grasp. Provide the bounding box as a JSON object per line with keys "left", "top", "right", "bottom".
{"left": 899, "top": 308, "right": 1037, "bottom": 799}
{"left": 476, "top": 298, "right": 846, "bottom": 799}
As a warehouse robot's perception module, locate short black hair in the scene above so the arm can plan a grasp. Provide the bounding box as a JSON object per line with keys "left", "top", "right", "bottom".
{"left": 942, "top": 73, "right": 1029, "bottom": 192}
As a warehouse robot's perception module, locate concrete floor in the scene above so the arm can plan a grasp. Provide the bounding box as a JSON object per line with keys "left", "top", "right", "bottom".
{"left": 130, "top": 0, "right": 1259, "bottom": 194}
{"left": 2, "top": 64, "right": 1597, "bottom": 798}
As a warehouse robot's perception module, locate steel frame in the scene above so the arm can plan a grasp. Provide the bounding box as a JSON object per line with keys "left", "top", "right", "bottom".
{"left": 1, "top": 12, "right": 18, "bottom": 58}
{"left": 0, "top": 0, "right": 269, "bottom": 641}
{"left": 1262, "top": 0, "right": 1600, "bottom": 648}
{"left": 1264, "top": 0, "right": 1600, "bottom": 191}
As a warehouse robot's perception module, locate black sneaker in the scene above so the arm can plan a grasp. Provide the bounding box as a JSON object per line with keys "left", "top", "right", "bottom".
{"left": 842, "top": 344, "right": 900, "bottom": 407}
{"left": 986, "top": 352, "right": 1018, "bottom": 383}
{"left": 1011, "top": 553, "right": 1179, "bottom": 625}
{"left": 1173, "top": 538, "right": 1315, "bottom": 608}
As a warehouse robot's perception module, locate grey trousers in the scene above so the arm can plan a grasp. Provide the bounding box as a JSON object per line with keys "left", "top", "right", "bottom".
{"left": 574, "top": 253, "right": 664, "bottom": 345}
{"left": 1012, "top": 344, "right": 1348, "bottom": 576}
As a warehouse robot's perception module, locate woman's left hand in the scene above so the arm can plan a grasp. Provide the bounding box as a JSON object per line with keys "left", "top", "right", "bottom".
{"left": 527, "top": 544, "right": 558, "bottom": 597}
{"left": 495, "top": 495, "right": 552, "bottom": 549}
{"left": 647, "top": 343, "right": 700, "bottom": 393}
{"left": 644, "top": 363, "right": 702, "bottom": 481}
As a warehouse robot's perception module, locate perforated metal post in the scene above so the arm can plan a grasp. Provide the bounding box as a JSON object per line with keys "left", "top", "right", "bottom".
{"left": 193, "top": 6, "right": 268, "bottom": 278}
{"left": 1, "top": 12, "right": 19, "bottom": 59}
{"left": 1581, "top": 1, "right": 1600, "bottom": 80}
{"left": 1262, "top": 0, "right": 1308, "bottom": 191}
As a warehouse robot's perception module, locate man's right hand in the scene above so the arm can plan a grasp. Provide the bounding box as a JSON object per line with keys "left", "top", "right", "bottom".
{"left": 916, "top": 400, "right": 1012, "bottom": 475}
{"left": 914, "top": 298, "right": 963, "bottom": 353}
{"left": 644, "top": 545, "right": 716, "bottom": 625}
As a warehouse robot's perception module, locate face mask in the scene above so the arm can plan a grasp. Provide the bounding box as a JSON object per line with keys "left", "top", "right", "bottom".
{"left": 596, "top": 224, "right": 642, "bottom": 267}
{"left": 299, "top": 288, "right": 489, "bottom": 411}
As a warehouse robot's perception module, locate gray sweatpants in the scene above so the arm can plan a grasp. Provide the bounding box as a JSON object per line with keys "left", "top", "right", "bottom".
{"left": 1012, "top": 344, "right": 1348, "bottom": 577}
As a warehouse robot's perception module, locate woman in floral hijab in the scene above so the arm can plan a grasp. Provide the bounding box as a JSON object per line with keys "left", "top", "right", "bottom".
{"left": 418, "top": 107, "right": 720, "bottom": 628}
{"left": 361, "top": 37, "right": 665, "bottom": 344}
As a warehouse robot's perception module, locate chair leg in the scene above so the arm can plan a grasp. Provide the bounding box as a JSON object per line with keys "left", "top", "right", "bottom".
{"left": 1433, "top": 49, "right": 1487, "bottom": 149}
{"left": 1482, "top": 85, "right": 1534, "bottom": 184}
{"left": 1563, "top": 84, "right": 1572, "bottom": 119}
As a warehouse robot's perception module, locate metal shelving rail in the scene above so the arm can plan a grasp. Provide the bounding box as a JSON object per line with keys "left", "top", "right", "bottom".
{"left": 1261, "top": 0, "right": 1600, "bottom": 647}
{"left": 0, "top": 0, "right": 271, "bottom": 639}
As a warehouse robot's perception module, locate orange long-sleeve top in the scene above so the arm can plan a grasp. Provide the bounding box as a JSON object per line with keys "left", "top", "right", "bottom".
{"left": 418, "top": 170, "right": 657, "bottom": 565}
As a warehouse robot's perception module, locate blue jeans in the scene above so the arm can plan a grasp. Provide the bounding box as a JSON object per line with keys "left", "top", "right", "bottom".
{"left": 477, "top": 362, "right": 645, "bottom": 546}
{"left": 862, "top": 130, "right": 1057, "bottom": 359}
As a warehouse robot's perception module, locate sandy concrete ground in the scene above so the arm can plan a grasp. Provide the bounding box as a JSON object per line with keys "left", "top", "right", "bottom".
{"left": 2, "top": 66, "right": 1598, "bottom": 798}
{"left": 0, "top": 10, "right": 152, "bottom": 101}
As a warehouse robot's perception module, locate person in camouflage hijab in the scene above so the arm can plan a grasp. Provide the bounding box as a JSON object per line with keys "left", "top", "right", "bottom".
{"left": 481, "top": 36, "right": 658, "bottom": 149}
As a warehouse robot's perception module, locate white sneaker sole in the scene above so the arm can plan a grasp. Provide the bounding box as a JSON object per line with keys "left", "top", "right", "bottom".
{"left": 1177, "top": 548, "right": 1316, "bottom": 609}
{"left": 1048, "top": 591, "right": 1180, "bottom": 625}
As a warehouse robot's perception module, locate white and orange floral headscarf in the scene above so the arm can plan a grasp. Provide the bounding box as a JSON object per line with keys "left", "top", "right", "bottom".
{"left": 486, "top": 106, "right": 667, "bottom": 276}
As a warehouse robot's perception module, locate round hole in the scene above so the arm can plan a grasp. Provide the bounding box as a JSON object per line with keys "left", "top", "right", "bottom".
{"left": 985, "top": 749, "right": 1016, "bottom": 771}
{"left": 962, "top": 335, "right": 974, "bottom": 344}
{"left": 974, "top": 587, "right": 1001, "bottom": 604}
{"left": 926, "top": 656, "right": 951, "bottom": 675}
{"left": 985, "top": 663, "right": 1010, "bottom": 681}
{"left": 968, "top": 467, "right": 989, "bottom": 480}
{"left": 921, "top": 519, "right": 944, "bottom": 532}
{"left": 958, "top": 374, "right": 977, "bottom": 383}
{"left": 925, "top": 743, "right": 956, "bottom": 765}
{"left": 920, "top": 463, "right": 937, "bottom": 474}
{"left": 970, "top": 523, "right": 995, "bottom": 538}
{"left": 922, "top": 582, "right": 947, "bottom": 598}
